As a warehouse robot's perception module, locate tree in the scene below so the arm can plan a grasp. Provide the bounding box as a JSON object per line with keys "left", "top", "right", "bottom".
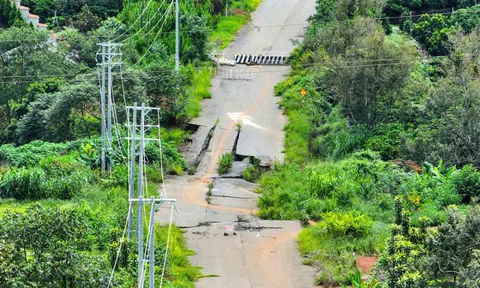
{"left": 412, "top": 14, "right": 456, "bottom": 56}
{"left": 17, "top": 73, "right": 99, "bottom": 143}
{"left": 427, "top": 206, "right": 480, "bottom": 284}
{"left": 0, "top": 27, "right": 77, "bottom": 143}
{"left": 424, "top": 31, "right": 480, "bottom": 166}
{"left": 311, "top": 0, "right": 384, "bottom": 24}
{"left": 379, "top": 197, "right": 429, "bottom": 288}
{"left": 72, "top": 5, "right": 101, "bottom": 33}
{"left": 0, "top": 205, "right": 113, "bottom": 287}
{"left": 0, "top": 0, "right": 24, "bottom": 27}
{"left": 181, "top": 14, "right": 209, "bottom": 62}
{"left": 324, "top": 20, "right": 415, "bottom": 129}
{"left": 451, "top": 5, "right": 480, "bottom": 33}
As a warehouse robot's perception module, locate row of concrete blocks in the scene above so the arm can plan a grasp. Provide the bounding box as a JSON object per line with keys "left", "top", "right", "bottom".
{"left": 234, "top": 54, "right": 288, "bottom": 65}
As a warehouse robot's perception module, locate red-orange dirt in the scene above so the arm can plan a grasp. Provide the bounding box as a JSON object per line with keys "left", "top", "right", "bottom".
{"left": 356, "top": 256, "right": 378, "bottom": 274}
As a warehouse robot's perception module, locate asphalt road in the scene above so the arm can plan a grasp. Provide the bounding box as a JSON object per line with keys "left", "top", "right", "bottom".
{"left": 191, "top": 0, "right": 316, "bottom": 167}
{"left": 157, "top": 1, "right": 318, "bottom": 287}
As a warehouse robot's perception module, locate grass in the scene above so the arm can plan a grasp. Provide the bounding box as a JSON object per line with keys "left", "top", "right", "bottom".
{"left": 210, "top": 0, "right": 263, "bottom": 50}
{"left": 210, "top": 15, "right": 248, "bottom": 50}
{"left": 186, "top": 67, "right": 213, "bottom": 119}
{"left": 0, "top": 198, "right": 77, "bottom": 216}
{"left": 155, "top": 226, "right": 202, "bottom": 287}
{"left": 232, "top": 0, "right": 261, "bottom": 12}
{"left": 298, "top": 221, "right": 389, "bottom": 286}
{"left": 217, "top": 152, "right": 234, "bottom": 175}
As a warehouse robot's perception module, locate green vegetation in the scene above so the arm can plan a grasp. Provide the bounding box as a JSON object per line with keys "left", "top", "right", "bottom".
{"left": 0, "top": 0, "right": 23, "bottom": 27}
{"left": 386, "top": 1, "right": 480, "bottom": 56}
{"left": 210, "top": 0, "right": 261, "bottom": 49}
{"left": 380, "top": 198, "right": 480, "bottom": 287}
{"left": 217, "top": 152, "right": 234, "bottom": 175}
{"left": 185, "top": 65, "right": 213, "bottom": 119}
{"left": 210, "top": 15, "right": 248, "bottom": 49}
{"left": 256, "top": 0, "right": 480, "bottom": 286}
{"left": 0, "top": 137, "right": 200, "bottom": 286}
{"left": 0, "top": 0, "right": 261, "bottom": 285}
{"left": 243, "top": 157, "right": 263, "bottom": 182}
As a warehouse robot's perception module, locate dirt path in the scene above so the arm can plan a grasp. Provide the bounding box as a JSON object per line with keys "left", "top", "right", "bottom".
{"left": 156, "top": 1, "right": 317, "bottom": 287}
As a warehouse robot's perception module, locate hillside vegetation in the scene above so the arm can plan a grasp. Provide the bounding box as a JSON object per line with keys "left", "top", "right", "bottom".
{"left": 257, "top": 0, "right": 480, "bottom": 286}
{"left": 0, "top": 0, "right": 260, "bottom": 286}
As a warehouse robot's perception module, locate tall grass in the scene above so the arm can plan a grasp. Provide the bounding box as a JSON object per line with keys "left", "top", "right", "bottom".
{"left": 210, "top": 16, "right": 248, "bottom": 49}
{"left": 232, "top": 0, "right": 262, "bottom": 12}
{"left": 0, "top": 167, "right": 94, "bottom": 200}
{"left": 186, "top": 67, "right": 212, "bottom": 119}
{"left": 298, "top": 221, "right": 389, "bottom": 286}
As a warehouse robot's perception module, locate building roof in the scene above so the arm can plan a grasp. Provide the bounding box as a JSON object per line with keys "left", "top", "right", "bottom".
{"left": 18, "top": 5, "right": 29, "bottom": 10}
{"left": 37, "top": 23, "right": 47, "bottom": 28}
{"left": 27, "top": 14, "right": 39, "bottom": 19}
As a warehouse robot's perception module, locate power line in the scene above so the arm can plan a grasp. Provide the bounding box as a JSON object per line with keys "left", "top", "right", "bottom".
{"left": 134, "top": 1, "right": 174, "bottom": 65}
{"left": 2, "top": 52, "right": 475, "bottom": 82}
{"left": 119, "top": 0, "right": 170, "bottom": 44}
{"left": 111, "top": 0, "right": 155, "bottom": 42}
{"left": 1, "top": 9, "right": 465, "bottom": 44}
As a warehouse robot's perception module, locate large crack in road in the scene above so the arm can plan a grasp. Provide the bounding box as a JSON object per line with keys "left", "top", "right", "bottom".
{"left": 156, "top": 1, "right": 318, "bottom": 287}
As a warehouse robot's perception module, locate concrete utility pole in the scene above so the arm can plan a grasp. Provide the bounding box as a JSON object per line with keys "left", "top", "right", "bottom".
{"left": 97, "top": 42, "right": 123, "bottom": 175}
{"left": 128, "top": 103, "right": 137, "bottom": 241}
{"left": 225, "top": 0, "right": 228, "bottom": 16}
{"left": 100, "top": 44, "right": 106, "bottom": 174}
{"left": 137, "top": 103, "right": 146, "bottom": 286}
{"left": 175, "top": 0, "right": 180, "bottom": 72}
{"left": 125, "top": 104, "right": 177, "bottom": 288}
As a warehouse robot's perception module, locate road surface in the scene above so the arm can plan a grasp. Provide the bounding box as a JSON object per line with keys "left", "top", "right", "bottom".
{"left": 157, "top": 0, "right": 317, "bottom": 287}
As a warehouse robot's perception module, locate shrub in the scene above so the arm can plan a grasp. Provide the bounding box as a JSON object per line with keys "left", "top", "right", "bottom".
{"left": 0, "top": 141, "right": 70, "bottom": 167}
{"left": 452, "top": 165, "right": 480, "bottom": 204}
{"left": 317, "top": 211, "right": 372, "bottom": 238}
{"left": 217, "top": 153, "right": 233, "bottom": 175}
{"left": 364, "top": 123, "right": 404, "bottom": 160}
{"left": 0, "top": 166, "right": 93, "bottom": 200}
{"left": 145, "top": 141, "right": 187, "bottom": 175}
{"left": 243, "top": 164, "right": 263, "bottom": 183}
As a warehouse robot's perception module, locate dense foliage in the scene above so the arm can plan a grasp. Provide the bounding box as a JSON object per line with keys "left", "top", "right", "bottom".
{"left": 257, "top": 0, "right": 480, "bottom": 286}
{"left": 0, "top": 1, "right": 261, "bottom": 286}
{"left": 0, "top": 0, "right": 23, "bottom": 27}
{"left": 0, "top": 138, "right": 201, "bottom": 286}
{"left": 380, "top": 199, "right": 480, "bottom": 287}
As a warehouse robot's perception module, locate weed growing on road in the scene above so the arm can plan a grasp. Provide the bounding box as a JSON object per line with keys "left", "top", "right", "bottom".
{"left": 205, "top": 196, "right": 212, "bottom": 204}
{"left": 217, "top": 152, "right": 234, "bottom": 175}
{"left": 207, "top": 182, "right": 213, "bottom": 196}
{"left": 235, "top": 121, "right": 242, "bottom": 132}
{"left": 188, "top": 167, "right": 197, "bottom": 175}
{"left": 243, "top": 156, "right": 263, "bottom": 182}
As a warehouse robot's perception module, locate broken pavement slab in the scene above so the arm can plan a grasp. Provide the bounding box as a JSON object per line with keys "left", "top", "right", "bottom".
{"left": 181, "top": 125, "right": 214, "bottom": 168}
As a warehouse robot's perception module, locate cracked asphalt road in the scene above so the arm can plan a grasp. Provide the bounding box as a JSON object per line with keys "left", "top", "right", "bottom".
{"left": 157, "top": 1, "right": 318, "bottom": 287}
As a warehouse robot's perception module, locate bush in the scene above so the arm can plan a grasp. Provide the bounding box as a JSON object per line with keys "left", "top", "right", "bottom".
{"left": 0, "top": 140, "right": 70, "bottom": 167}
{"left": 258, "top": 158, "right": 402, "bottom": 221}
{"left": 0, "top": 163, "right": 94, "bottom": 200}
{"left": 145, "top": 141, "right": 187, "bottom": 175}
{"left": 317, "top": 211, "right": 372, "bottom": 238}
{"left": 452, "top": 165, "right": 480, "bottom": 204}
{"left": 243, "top": 157, "right": 263, "bottom": 182}
{"left": 217, "top": 152, "right": 234, "bottom": 175}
